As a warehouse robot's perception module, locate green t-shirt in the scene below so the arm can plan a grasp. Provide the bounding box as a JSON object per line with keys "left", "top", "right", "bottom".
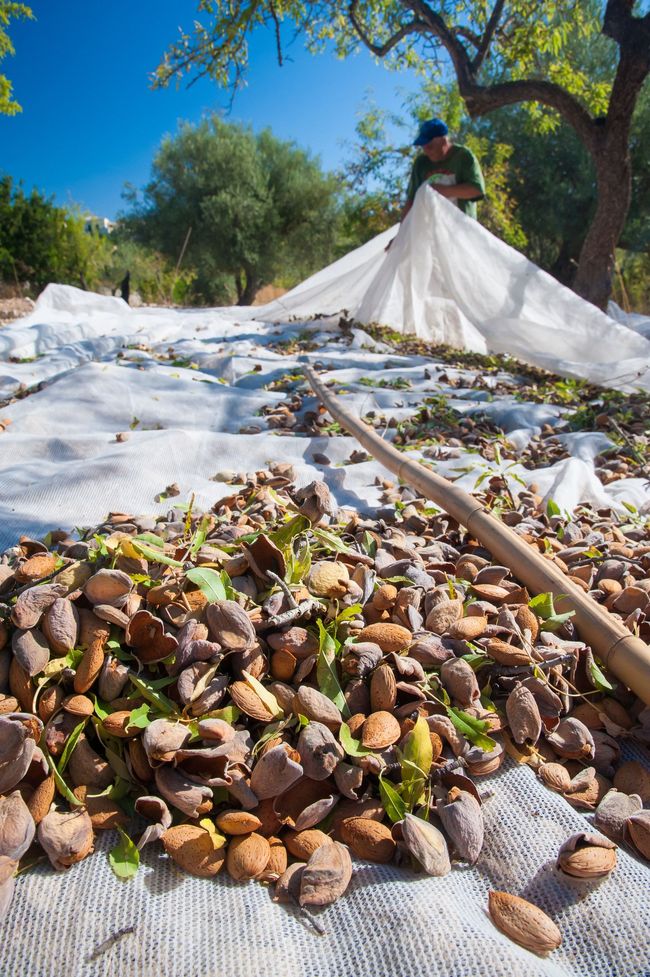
{"left": 406, "top": 145, "right": 486, "bottom": 219}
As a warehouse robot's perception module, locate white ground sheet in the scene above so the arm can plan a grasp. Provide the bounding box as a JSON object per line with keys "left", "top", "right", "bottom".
{"left": 1, "top": 194, "right": 649, "bottom": 977}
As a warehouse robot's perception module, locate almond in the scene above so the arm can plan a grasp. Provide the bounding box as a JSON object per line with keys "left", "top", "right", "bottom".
{"left": 361, "top": 711, "right": 401, "bottom": 749}
{"left": 215, "top": 810, "right": 263, "bottom": 835}
{"left": 101, "top": 710, "right": 139, "bottom": 738}
{"left": 471, "top": 584, "right": 510, "bottom": 603}
{"left": 285, "top": 829, "right": 331, "bottom": 860}
{"left": 74, "top": 633, "right": 107, "bottom": 693}
{"left": 339, "top": 817, "right": 395, "bottom": 863}
{"left": 625, "top": 810, "right": 650, "bottom": 860}
{"left": 370, "top": 664, "right": 397, "bottom": 712}
{"left": 229, "top": 681, "right": 277, "bottom": 722}
{"left": 357, "top": 623, "right": 411, "bottom": 653}
{"left": 14, "top": 553, "right": 57, "bottom": 584}
{"left": 556, "top": 833, "right": 617, "bottom": 879}
{"left": 446, "top": 615, "right": 488, "bottom": 640}
{"left": 488, "top": 890, "right": 562, "bottom": 956}
{"left": 63, "top": 694, "right": 94, "bottom": 717}
{"left": 163, "top": 824, "right": 226, "bottom": 878}
{"left": 26, "top": 775, "right": 55, "bottom": 824}
{"left": 514, "top": 605, "right": 539, "bottom": 641}
{"left": 486, "top": 638, "right": 531, "bottom": 666}
{"left": 538, "top": 763, "right": 571, "bottom": 793}
{"left": 226, "top": 832, "right": 271, "bottom": 881}
{"left": 258, "top": 835, "right": 287, "bottom": 881}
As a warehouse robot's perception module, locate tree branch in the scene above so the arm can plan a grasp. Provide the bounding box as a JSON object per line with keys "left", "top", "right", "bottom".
{"left": 398, "top": 0, "right": 476, "bottom": 89}
{"left": 472, "top": 0, "right": 507, "bottom": 72}
{"left": 348, "top": 1, "right": 426, "bottom": 57}
{"left": 463, "top": 79, "right": 597, "bottom": 154}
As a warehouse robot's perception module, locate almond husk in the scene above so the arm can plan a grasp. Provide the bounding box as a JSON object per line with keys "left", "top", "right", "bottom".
{"left": 488, "top": 890, "right": 562, "bottom": 956}
{"left": 299, "top": 840, "right": 352, "bottom": 906}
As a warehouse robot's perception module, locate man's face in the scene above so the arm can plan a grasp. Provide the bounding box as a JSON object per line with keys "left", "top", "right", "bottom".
{"left": 422, "top": 135, "right": 450, "bottom": 161}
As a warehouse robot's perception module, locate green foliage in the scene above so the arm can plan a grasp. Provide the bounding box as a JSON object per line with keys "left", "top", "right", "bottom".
{"left": 156, "top": 1, "right": 614, "bottom": 116}
{"left": 121, "top": 116, "right": 344, "bottom": 304}
{"left": 0, "top": 1, "right": 33, "bottom": 115}
{"left": 0, "top": 176, "right": 106, "bottom": 292}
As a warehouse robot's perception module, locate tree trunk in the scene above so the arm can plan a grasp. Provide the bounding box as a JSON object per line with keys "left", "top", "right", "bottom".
{"left": 573, "top": 48, "right": 648, "bottom": 309}
{"left": 237, "top": 267, "right": 258, "bottom": 306}
{"left": 572, "top": 153, "right": 631, "bottom": 310}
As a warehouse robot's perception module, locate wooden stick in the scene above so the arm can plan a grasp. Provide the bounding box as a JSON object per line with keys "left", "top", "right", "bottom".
{"left": 303, "top": 365, "right": 650, "bottom": 704}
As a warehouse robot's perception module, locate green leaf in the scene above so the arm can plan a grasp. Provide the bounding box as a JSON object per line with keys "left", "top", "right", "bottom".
{"left": 42, "top": 744, "right": 83, "bottom": 807}
{"left": 335, "top": 602, "right": 363, "bottom": 625}
{"left": 316, "top": 620, "right": 349, "bottom": 717}
{"left": 200, "top": 704, "right": 240, "bottom": 724}
{"left": 93, "top": 695, "right": 111, "bottom": 721}
{"left": 133, "top": 532, "right": 165, "bottom": 548}
{"left": 131, "top": 540, "right": 184, "bottom": 567}
{"left": 528, "top": 591, "right": 575, "bottom": 631}
{"left": 379, "top": 774, "right": 406, "bottom": 823}
{"left": 128, "top": 674, "right": 177, "bottom": 714}
{"left": 108, "top": 827, "right": 140, "bottom": 881}
{"left": 57, "top": 719, "right": 87, "bottom": 775}
{"left": 311, "top": 527, "right": 354, "bottom": 554}
{"left": 447, "top": 707, "right": 497, "bottom": 753}
{"left": 401, "top": 716, "right": 432, "bottom": 808}
{"left": 287, "top": 536, "right": 312, "bottom": 585}
{"left": 185, "top": 566, "right": 227, "bottom": 602}
{"left": 127, "top": 702, "right": 151, "bottom": 730}
{"left": 588, "top": 658, "right": 615, "bottom": 693}
{"left": 270, "top": 514, "right": 311, "bottom": 548}
{"left": 546, "top": 498, "right": 561, "bottom": 517}
{"left": 339, "top": 721, "right": 373, "bottom": 757}
{"left": 361, "top": 531, "right": 377, "bottom": 557}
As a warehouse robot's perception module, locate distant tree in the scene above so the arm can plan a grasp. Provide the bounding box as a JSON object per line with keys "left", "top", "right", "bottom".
{"left": 156, "top": 0, "right": 650, "bottom": 310}
{"left": 0, "top": 175, "right": 106, "bottom": 291}
{"left": 0, "top": 1, "right": 33, "bottom": 115}
{"left": 121, "top": 117, "right": 343, "bottom": 305}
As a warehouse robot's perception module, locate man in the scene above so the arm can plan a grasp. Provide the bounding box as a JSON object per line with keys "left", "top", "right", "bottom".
{"left": 402, "top": 118, "right": 486, "bottom": 221}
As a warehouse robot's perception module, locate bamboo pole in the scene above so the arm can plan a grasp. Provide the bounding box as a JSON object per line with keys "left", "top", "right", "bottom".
{"left": 303, "top": 365, "right": 650, "bottom": 705}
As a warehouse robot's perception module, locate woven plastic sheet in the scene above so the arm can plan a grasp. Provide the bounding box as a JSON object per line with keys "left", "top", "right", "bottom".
{"left": 5, "top": 758, "right": 650, "bottom": 977}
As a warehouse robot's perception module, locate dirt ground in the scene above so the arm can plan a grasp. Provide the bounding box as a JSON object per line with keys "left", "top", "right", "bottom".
{"left": 0, "top": 297, "right": 34, "bottom": 324}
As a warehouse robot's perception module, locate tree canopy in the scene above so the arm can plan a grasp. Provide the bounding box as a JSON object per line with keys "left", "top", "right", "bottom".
{"left": 0, "top": 1, "right": 32, "bottom": 115}
{"left": 121, "top": 116, "right": 343, "bottom": 305}
{"left": 155, "top": 1, "right": 650, "bottom": 309}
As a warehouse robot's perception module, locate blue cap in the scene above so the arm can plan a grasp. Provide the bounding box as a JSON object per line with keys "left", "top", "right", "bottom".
{"left": 413, "top": 118, "right": 448, "bottom": 146}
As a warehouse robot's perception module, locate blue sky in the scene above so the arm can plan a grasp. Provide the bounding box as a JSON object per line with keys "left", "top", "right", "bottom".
{"left": 0, "top": 1, "right": 421, "bottom": 218}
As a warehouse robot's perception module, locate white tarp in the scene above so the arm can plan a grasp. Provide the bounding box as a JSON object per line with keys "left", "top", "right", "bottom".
{"left": 1, "top": 191, "right": 650, "bottom": 977}
{"left": 260, "top": 186, "right": 650, "bottom": 393}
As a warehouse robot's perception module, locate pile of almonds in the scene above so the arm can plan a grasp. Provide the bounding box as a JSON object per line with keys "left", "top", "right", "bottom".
{"left": 0, "top": 463, "right": 649, "bottom": 958}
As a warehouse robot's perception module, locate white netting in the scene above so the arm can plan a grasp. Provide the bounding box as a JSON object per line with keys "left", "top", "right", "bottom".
{"left": 5, "top": 757, "right": 650, "bottom": 977}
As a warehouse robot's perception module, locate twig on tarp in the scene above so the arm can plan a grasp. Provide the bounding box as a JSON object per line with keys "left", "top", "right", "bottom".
{"left": 86, "top": 925, "right": 136, "bottom": 963}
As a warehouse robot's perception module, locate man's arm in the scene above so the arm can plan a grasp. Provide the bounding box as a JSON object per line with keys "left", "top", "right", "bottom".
{"left": 430, "top": 182, "right": 483, "bottom": 200}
